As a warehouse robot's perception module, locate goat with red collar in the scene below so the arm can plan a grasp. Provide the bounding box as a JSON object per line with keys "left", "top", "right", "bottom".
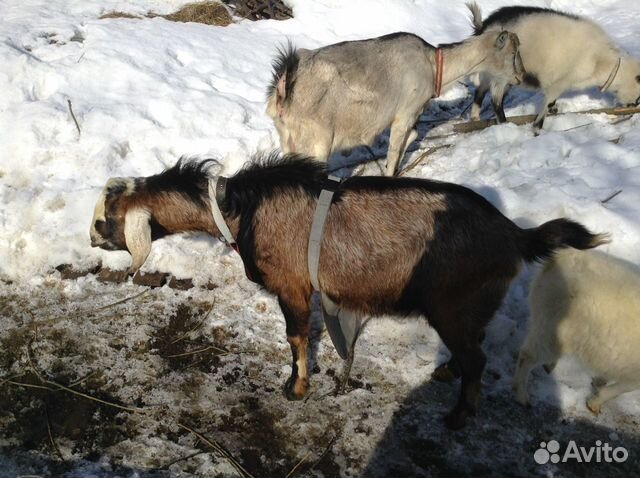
{"left": 267, "top": 28, "right": 524, "bottom": 176}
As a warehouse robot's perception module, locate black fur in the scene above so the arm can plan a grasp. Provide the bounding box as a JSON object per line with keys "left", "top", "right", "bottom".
{"left": 520, "top": 218, "right": 604, "bottom": 262}
{"left": 522, "top": 72, "right": 541, "bottom": 88}
{"left": 267, "top": 43, "right": 299, "bottom": 101}
{"left": 144, "top": 157, "right": 217, "bottom": 208}
{"left": 220, "top": 153, "right": 603, "bottom": 293}
{"left": 223, "top": 152, "right": 327, "bottom": 285}
{"left": 474, "top": 6, "right": 579, "bottom": 35}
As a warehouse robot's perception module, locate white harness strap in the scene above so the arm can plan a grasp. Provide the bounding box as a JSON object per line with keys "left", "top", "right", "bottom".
{"left": 308, "top": 175, "right": 361, "bottom": 360}
{"left": 208, "top": 176, "right": 236, "bottom": 247}
{"left": 600, "top": 57, "right": 621, "bottom": 93}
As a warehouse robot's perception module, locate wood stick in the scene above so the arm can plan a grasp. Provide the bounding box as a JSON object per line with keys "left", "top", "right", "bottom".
{"left": 399, "top": 144, "right": 451, "bottom": 176}
{"left": 285, "top": 450, "right": 312, "bottom": 478}
{"left": 178, "top": 423, "right": 255, "bottom": 478}
{"left": 67, "top": 99, "right": 81, "bottom": 136}
{"left": 454, "top": 106, "right": 640, "bottom": 134}
{"left": 601, "top": 189, "right": 623, "bottom": 204}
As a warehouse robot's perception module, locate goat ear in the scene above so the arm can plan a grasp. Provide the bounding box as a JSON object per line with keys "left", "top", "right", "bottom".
{"left": 124, "top": 208, "right": 152, "bottom": 275}
{"left": 495, "top": 31, "right": 509, "bottom": 50}
{"left": 277, "top": 71, "right": 287, "bottom": 102}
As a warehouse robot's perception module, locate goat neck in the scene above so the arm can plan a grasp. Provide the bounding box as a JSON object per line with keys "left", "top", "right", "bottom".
{"left": 435, "top": 37, "right": 494, "bottom": 93}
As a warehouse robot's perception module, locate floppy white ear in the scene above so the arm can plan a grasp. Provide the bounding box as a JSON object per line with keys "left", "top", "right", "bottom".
{"left": 124, "top": 208, "right": 152, "bottom": 274}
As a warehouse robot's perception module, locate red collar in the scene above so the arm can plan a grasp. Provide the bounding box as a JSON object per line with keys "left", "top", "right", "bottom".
{"left": 434, "top": 48, "right": 444, "bottom": 98}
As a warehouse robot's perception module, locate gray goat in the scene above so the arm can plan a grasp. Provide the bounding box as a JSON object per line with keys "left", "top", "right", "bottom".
{"left": 468, "top": 2, "right": 640, "bottom": 129}
{"left": 267, "top": 29, "right": 524, "bottom": 176}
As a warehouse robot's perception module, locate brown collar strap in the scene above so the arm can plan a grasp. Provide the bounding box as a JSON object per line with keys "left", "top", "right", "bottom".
{"left": 434, "top": 48, "right": 444, "bottom": 98}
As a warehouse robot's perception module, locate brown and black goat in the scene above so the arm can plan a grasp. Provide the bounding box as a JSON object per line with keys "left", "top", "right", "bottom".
{"left": 90, "top": 153, "right": 607, "bottom": 429}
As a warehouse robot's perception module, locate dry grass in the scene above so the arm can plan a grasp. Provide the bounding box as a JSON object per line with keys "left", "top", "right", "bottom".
{"left": 161, "top": 1, "right": 232, "bottom": 26}
{"left": 98, "top": 12, "right": 140, "bottom": 20}
{"left": 99, "top": 2, "right": 233, "bottom": 27}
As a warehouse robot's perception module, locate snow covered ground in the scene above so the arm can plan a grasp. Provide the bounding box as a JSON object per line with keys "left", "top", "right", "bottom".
{"left": 1, "top": 0, "right": 639, "bottom": 476}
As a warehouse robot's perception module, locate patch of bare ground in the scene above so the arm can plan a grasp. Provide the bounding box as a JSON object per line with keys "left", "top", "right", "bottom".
{"left": 99, "top": 1, "right": 233, "bottom": 26}
{"left": 99, "top": 1, "right": 294, "bottom": 25}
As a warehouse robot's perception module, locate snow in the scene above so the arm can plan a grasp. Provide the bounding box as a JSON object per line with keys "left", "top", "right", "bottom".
{"left": 1, "top": 0, "right": 639, "bottom": 476}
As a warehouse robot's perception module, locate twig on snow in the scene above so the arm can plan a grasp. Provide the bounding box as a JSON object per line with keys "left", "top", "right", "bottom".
{"left": 601, "top": 189, "right": 623, "bottom": 204}
{"left": 154, "top": 451, "right": 206, "bottom": 471}
{"left": 399, "top": 144, "right": 452, "bottom": 177}
{"left": 25, "top": 340, "right": 142, "bottom": 413}
{"left": 301, "top": 435, "right": 338, "bottom": 477}
{"left": 453, "top": 105, "right": 640, "bottom": 134}
{"left": 177, "top": 423, "right": 255, "bottom": 478}
{"left": 5, "top": 380, "right": 54, "bottom": 391}
{"left": 28, "top": 289, "right": 150, "bottom": 328}
{"left": 164, "top": 344, "right": 229, "bottom": 359}
{"left": 45, "top": 403, "right": 66, "bottom": 462}
{"left": 67, "top": 99, "right": 81, "bottom": 136}
{"left": 285, "top": 450, "right": 312, "bottom": 478}
{"left": 170, "top": 300, "right": 215, "bottom": 345}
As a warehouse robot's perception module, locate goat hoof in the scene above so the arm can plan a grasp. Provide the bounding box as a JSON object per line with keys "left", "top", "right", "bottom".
{"left": 444, "top": 408, "right": 470, "bottom": 430}
{"left": 431, "top": 363, "right": 460, "bottom": 383}
{"left": 283, "top": 377, "right": 307, "bottom": 401}
{"left": 586, "top": 397, "right": 602, "bottom": 416}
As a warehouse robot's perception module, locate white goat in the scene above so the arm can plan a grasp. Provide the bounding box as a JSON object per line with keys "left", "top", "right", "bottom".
{"left": 267, "top": 29, "right": 524, "bottom": 176}
{"left": 512, "top": 249, "right": 640, "bottom": 415}
{"left": 468, "top": 2, "right": 640, "bottom": 129}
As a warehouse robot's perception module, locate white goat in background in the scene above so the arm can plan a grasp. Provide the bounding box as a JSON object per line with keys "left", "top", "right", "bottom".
{"left": 267, "top": 29, "right": 524, "bottom": 176}
{"left": 513, "top": 249, "right": 640, "bottom": 415}
{"left": 468, "top": 2, "right": 640, "bottom": 129}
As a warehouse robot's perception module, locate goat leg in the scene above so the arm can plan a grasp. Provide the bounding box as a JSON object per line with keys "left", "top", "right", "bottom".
{"left": 278, "top": 294, "right": 312, "bottom": 400}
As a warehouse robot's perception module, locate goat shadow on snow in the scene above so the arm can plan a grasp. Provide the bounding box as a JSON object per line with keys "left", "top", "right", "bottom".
{"left": 328, "top": 93, "right": 474, "bottom": 176}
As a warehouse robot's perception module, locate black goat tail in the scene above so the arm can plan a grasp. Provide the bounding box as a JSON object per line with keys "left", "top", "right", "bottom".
{"left": 521, "top": 218, "right": 609, "bottom": 263}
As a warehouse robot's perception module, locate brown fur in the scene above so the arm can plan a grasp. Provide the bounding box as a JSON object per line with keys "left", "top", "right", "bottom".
{"left": 93, "top": 155, "right": 605, "bottom": 429}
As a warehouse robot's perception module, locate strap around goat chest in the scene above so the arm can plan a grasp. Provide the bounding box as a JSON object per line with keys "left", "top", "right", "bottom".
{"left": 308, "top": 175, "right": 361, "bottom": 360}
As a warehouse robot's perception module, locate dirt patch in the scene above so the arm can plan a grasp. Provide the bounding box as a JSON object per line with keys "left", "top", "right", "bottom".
{"left": 99, "top": 1, "right": 293, "bottom": 25}
{"left": 99, "top": 12, "right": 139, "bottom": 20}
{"left": 151, "top": 302, "right": 231, "bottom": 373}
{"left": 223, "top": 0, "right": 293, "bottom": 21}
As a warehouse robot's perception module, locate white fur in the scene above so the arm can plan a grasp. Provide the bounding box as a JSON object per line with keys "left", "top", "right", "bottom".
{"left": 468, "top": 2, "right": 640, "bottom": 128}
{"left": 512, "top": 249, "right": 640, "bottom": 415}
{"left": 89, "top": 177, "right": 135, "bottom": 247}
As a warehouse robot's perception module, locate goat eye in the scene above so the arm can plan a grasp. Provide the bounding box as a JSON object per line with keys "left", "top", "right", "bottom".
{"left": 94, "top": 219, "right": 106, "bottom": 233}
{"left": 636, "top": 75, "right": 640, "bottom": 83}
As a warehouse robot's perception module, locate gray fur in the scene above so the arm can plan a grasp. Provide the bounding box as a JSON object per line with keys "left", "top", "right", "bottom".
{"left": 267, "top": 29, "right": 523, "bottom": 176}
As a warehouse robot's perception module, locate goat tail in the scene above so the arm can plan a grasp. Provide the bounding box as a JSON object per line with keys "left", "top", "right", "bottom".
{"left": 520, "top": 219, "right": 610, "bottom": 263}
{"left": 267, "top": 41, "right": 299, "bottom": 103}
{"left": 466, "top": 1, "right": 483, "bottom": 35}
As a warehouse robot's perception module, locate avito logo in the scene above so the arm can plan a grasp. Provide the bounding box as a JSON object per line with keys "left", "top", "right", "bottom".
{"left": 534, "top": 440, "right": 628, "bottom": 464}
